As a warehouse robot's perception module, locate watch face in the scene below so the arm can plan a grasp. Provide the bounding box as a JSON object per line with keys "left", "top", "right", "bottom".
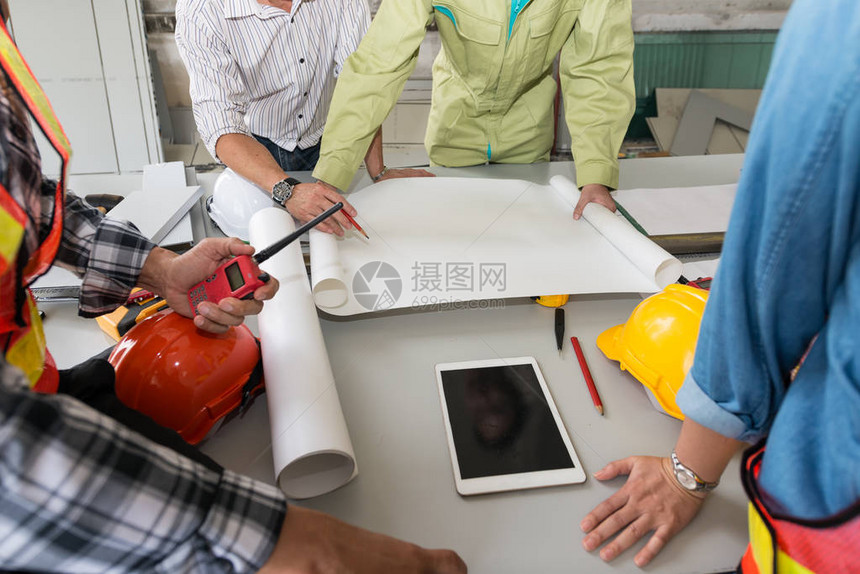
{"left": 676, "top": 470, "right": 698, "bottom": 490}
{"left": 272, "top": 180, "right": 293, "bottom": 204}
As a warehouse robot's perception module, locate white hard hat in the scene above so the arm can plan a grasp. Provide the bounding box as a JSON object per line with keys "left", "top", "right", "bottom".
{"left": 207, "top": 168, "right": 278, "bottom": 241}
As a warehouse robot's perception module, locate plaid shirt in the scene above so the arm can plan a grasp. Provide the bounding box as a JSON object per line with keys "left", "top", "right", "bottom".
{"left": 1, "top": 64, "right": 286, "bottom": 571}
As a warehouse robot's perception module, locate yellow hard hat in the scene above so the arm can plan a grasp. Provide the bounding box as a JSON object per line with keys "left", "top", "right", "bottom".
{"left": 596, "top": 284, "right": 709, "bottom": 420}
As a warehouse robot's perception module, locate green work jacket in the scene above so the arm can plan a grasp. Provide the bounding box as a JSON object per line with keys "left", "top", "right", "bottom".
{"left": 313, "top": 0, "right": 635, "bottom": 191}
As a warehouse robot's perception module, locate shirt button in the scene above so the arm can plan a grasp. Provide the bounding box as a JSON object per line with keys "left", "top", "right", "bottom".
{"left": 299, "top": 58, "right": 305, "bottom": 64}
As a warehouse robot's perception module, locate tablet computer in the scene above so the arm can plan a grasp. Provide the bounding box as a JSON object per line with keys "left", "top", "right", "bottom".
{"left": 435, "top": 357, "right": 586, "bottom": 496}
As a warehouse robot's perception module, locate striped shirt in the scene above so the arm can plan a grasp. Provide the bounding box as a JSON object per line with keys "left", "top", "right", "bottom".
{"left": 175, "top": 0, "right": 371, "bottom": 159}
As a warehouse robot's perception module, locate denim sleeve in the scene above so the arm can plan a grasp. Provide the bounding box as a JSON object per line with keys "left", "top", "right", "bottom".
{"left": 676, "top": 0, "right": 860, "bottom": 446}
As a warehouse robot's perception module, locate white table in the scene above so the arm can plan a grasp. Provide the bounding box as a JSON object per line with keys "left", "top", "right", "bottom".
{"left": 43, "top": 155, "right": 747, "bottom": 574}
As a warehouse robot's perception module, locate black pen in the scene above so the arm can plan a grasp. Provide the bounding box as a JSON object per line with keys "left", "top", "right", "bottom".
{"left": 555, "top": 307, "right": 565, "bottom": 357}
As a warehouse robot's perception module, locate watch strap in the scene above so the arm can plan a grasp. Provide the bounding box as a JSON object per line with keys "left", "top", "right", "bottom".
{"left": 272, "top": 177, "right": 302, "bottom": 205}
{"left": 671, "top": 451, "right": 719, "bottom": 492}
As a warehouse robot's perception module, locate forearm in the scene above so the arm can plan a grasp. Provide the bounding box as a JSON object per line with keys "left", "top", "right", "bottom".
{"left": 137, "top": 245, "right": 177, "bottom": 297}
{"left": 215, "top": 133, "right": 288, "bottom": 192}
{"left": 363, "top": 127, "right": 385, "bottom": 180}
{"left": 673, "top": 418, "right": 744, "bottom": 484}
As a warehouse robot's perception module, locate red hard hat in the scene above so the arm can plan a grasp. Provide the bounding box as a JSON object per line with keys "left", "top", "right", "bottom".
{"left": 108, "top": 310, "right": 264, "bottom": 444}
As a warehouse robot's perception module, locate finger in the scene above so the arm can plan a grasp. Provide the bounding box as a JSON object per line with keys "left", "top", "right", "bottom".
{"left": 197, "top": 237, "right": 253, "bottom": 261}
{"left": 326, "top": 209, "right": 352, "bottom": 233}
{"left": 253, "top": 277, "right": 279, "bottom": 301}
{"left": 600, "top": 196, "right": 617, "bottom": 213}
{"left": 322, "top": 188, "right": 357, "bottom": 217}
{"left": 194, "top": 300, "right": 245, "bottom": 329}
{"left": 219, "top": 296, "right": 264, "bottom": 317}
{"left": 572, "top": 199, "right": 586, "bottom": 220}
{"left": 225, "top": 237, "right": 255, "bottom": 257}
{"left": 598, "top": 515, "right": 653, "bottom": 563}
{"left": 192, "top": 313, "right": 230, "bottom": 334}
{"left": 633, "top": 526, "right": 672, "bottom": 568}
{"left": 581, "top": 489, "right": 628, "bottom": 535}
{"left": 425, "top": 548, "right": 467, "bottom": 573}
{"left": 583, "top": 501, "right": 636, "bottom": 553}
{"left": 297, "top": 205, "right": 343, "bottom": 236}
{"left": 593, "top": 458, "right": 635, "bottom": 481}
{"left": 314, "top": 218, "right": 341, "bottom": 236}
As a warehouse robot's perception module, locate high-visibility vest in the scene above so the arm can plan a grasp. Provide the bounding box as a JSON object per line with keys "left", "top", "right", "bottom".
{"left": 0, "top": 18, "right": 71, "bottom": 393}
{"left": 738, "top": 442, "right": 860, "bottom": 574}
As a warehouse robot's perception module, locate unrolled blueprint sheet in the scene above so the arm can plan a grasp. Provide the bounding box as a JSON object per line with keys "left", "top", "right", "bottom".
{"left": 250, "top": 208, "right": 357, "bottom": 499}
{"left": 308, "top": 176, "right": 682, "bottom": 316}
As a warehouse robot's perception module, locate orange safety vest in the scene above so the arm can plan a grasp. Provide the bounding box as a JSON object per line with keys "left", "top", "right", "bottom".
{"left": 738, "top": 442, "right": 860, "bottom": 574}
{"left": 0, "top": 18, "right": 72, "bottom": 393}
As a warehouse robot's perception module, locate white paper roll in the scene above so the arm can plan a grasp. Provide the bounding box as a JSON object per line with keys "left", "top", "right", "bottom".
{"left": 249, "top": 207, "right": 357, "bottom": 499}
{"left": 309, "top": 228, "right": 348, "bottom": 309}
{"left": 549, "top": 175, "right": 682, "bottom": 288}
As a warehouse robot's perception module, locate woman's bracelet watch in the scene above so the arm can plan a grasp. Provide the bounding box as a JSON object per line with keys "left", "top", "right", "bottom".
{"left": 671, "top": 450, "right": 719, "bottom": 492}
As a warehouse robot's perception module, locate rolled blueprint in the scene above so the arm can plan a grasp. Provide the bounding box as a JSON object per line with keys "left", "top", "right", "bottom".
{"left": 249, "top": 207, "right": 357, "bottom": 499}
{"left": 309, "top": 227, "right": 348, "bottom": 309}
{"left": 549, "top": 175, "right": 682, "bottom": 288}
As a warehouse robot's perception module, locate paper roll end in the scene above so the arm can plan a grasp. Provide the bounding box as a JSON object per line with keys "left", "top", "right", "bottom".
{"left": 654, "top": 258, "right": 683, "bottom": 289}
{"left": 313, "top": 278, "right": 348, "bottom": 308}
{"left": 278, "top": 451, "right": 357, "bottom": 499}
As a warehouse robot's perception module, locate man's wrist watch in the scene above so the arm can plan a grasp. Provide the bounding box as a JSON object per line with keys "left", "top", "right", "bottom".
{"left": 671, "top": 451, "right": 719, "bottom": 492}
{"left": 272, "top": 177, "right": 302, "bottom": 206}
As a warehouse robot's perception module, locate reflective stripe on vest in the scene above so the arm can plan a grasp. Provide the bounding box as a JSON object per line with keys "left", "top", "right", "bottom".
{"left": 0, "top": 17, "right": 69, "bottom": 281}
{"left": 739, "top": 442, "right": 860, "bottom": 574}
{"left": 0, "top": 18, "right": 69, "bottom": 393}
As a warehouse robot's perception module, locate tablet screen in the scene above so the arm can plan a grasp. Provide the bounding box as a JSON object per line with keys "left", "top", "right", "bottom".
{"left": 439, "top": 363, "right": 575, "bottom": 479}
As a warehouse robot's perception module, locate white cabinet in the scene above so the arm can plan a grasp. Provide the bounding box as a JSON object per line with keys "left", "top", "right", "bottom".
{"left": 8, "top": 0, "right": 162, "bottom": 175}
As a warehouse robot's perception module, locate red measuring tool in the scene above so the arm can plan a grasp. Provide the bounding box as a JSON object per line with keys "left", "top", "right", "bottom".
{"left": 188, "top": 202, "right": 343, "bottom": 314}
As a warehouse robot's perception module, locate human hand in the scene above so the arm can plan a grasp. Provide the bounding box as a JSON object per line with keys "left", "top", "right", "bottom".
{"left": 375, "top": 167, "right": 435, "bottom": 182}
{"left": 259, "top": 505, "right": 467, "bottom": 574}
{"left": 573, "top": 184, "right": 616, "bottom": 220}
{"left": 139, "top": 240, "right": 279, "bottom": 334}
{"left": 580, "top": 456, "right": 705, "bottom": 567}
{"left": 285, "top": 181, "right": 358, "bottom": 236}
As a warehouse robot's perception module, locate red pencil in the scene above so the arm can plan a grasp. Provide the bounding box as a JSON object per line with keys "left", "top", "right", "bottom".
{"left": 571, "top": 336, "right": 604, "bottom": 416}
{"left": 341, "top": 210, "right": 369, "bottom": 239}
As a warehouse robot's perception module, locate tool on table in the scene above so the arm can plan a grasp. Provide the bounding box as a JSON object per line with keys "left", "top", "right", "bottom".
{"left": 96, "top": 287, "right": 169, "bottom": 341}
{"left": 555, "top": 308, "right": 565, "bottom": 357}
{"left": 614, "top": 198, "right": 725, "bottom": 256}
{"left": 571, "top": 336, "right": 604, "bottom": 416}
{"left": 342, "top": 210, "right": 369, "bottom": 239}
{"left": 188, "top": 202, "right": 344, "bottom": 313}
{"left": 532, "top": 295, "right": 569, "bottom": 356}
{"left": 31, "top": 285, "right": 81, "bottom": 302}
{"left": 650, "top": 232, "right": 724, "bottom": 256}
{"left": 678, "top": 275, "right": 713, "bottom": 290}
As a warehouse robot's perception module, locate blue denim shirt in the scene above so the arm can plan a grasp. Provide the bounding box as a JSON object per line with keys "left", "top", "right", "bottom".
{"left": 676, "top": 0, "right": 860, "bottom": 520}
